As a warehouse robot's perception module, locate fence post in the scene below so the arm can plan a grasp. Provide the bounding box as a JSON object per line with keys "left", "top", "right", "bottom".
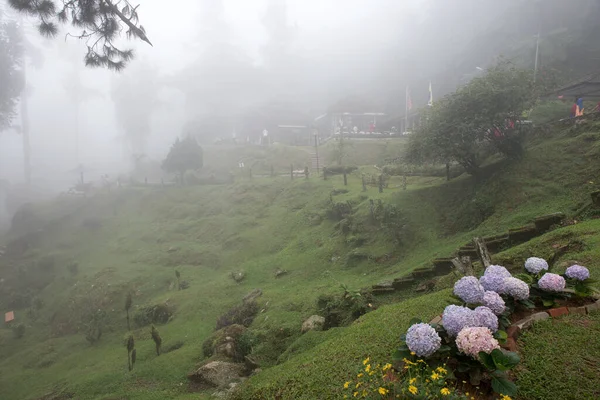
{"left": 362, "top": 175, "right": 366, "bottom": 191}
{"left": 378, "top": 174, "right": 383, "bottom": 193}
{"left": 291, "top": 164, "right": 294, "bottom": 180}
{"left": 343, "top": 169, "right": 347, "bottom": 186}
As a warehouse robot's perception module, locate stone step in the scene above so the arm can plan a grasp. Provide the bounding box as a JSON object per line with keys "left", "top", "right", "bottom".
{"left": 372, "top": 287, "right": 395, "bottom": 295}
{"left": 534, "top": 212, "right": 565, "bottom": 233}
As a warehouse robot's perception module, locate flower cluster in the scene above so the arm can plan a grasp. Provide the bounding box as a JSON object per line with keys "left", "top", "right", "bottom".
{"left": 537, "top": 273, "right": 566, "bottom": 292}
{"left": 482, "top": 291, "right": 506, "bottom": 315}
{"left": 504, "top": 277, "right": 530, "bottom": 300}
{"left": 485, "top": 265, "right": 512, "bottom": 278}
{"left": 453, "top": 276, "right": 485, "bottom": 304}
{"left": 473, "top": 306, "right": 499, "bottom": 332}
{"left": 455, "top": 327, "right": 499, "bottom": 359}
{"left": 565, "top": 265, "right": 590, "bottom": 281}
{"left": 442, "top": 305, "right": 477, "bottom": 336}
{"left": 343, "top": 357, "right": 468, "bottom": 399}
{"left": 405, "top": 323, "right": 442, "bottom": 357}
{"left": 479, "top": 273, "right": 507, "bottom": 294}
{"left": 524, "top": 257, "right": 549, "bottom": 274}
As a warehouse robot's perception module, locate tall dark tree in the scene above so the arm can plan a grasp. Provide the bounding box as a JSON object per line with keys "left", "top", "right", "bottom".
{"left": 7, "top": 0, "right": 151, "bottom": 70}
{"left": 161, "top": 136, "right": 203, "bottom": 183}
{"left": 151, "top": 325, "right": 162, "bottom": 356}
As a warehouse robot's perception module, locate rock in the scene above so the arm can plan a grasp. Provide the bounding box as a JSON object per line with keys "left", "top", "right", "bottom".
{"left": 585, "top": 300, "right": 600, "bottom": 314}
{"left": 188, "top": 361, "right": 247, "bottom": 388}
{"left": 167, "top": 246, "right": 178, "bottom": 253}
{"left": 203, "top": 324, "right": 247, "bottom": 359}
{"left": 230, "top": 271, "right": 246, "bottom": 283}
{"left": 501, "top": 338, "right": 518, "bottom": 352}
{"left": 548, "top": 307, "right": 569, "bottom": 318}
{"left": 568, "top": 306, "right": 587, "bottom": 316}
{"left": 301, "top": 315, "right": 325, "bottom": 333}
{"left": 429, "top": 315, "right": 442, "bottom": 325}
{"left": 506, "top": 325, "right": 521, "bottom": 340}
{"left": 274, "top": 269, "right": 289, "bottom": 278}
{"left": 515, "top": 311, "right": 550, "bottom": 330}
{"left": 243, "top": 289, "right": 262, "bottom": 304}
{"left": 375, "top": 280, "right": 393, "bottom": 288}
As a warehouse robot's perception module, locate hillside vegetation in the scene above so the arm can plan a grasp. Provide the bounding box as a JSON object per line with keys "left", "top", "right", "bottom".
{"left": 1, "top": 120, "right": 600, "bottom": 399}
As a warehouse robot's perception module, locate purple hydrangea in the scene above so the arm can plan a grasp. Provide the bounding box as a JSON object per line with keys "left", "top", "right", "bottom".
{"left": 453, "top": 276, "right": 485, "bottom": 304}
{"left": 504, "top": 277, "right": 530, "bottom": 300}
{"left": 473, "top": 306, "right": 499, "bottom": 332}
{"left": 538, "top": 273, "right": 566, "bottom": 292}
{"left": 484, "top": 265, "right": 512, "bottom": 278}
{"left": 405, "top": 323, "right": 442, "bottom": 357}
{"left": 442, "top": 305, "right": 477, "bottom": 336}
{"left": 565, "top": 265, "right": 590, "bottom": 281}
{"left": 479, "top": 273, "right": 506, "bottom": 294}
{"left": 482, "top": 291, "right": 506, "bottom": 315}
{"left": 525, "top": 257, "right": 549, "bottom": 274}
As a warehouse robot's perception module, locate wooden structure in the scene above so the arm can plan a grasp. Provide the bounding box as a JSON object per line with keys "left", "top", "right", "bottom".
{"left": 4, "top": 311, "right": 14, "bottom": 324}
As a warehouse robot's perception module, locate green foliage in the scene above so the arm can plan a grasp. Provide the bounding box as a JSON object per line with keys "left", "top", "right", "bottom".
{"left": 11, "top": 323, "right": 25, "bottom": 339}
{"left": 83, "top": 309, "right": 105, "bottom": 345}
{"left": 7, "top": 0, "right": 151, "bottom": 70}
{"left": 161, "top": 136, "right": 204, "bottom": 180}
{"left": 406, "top": 61, "right": 543, "bottom": 175}
{"left": 133, "top": 303, "right": 173, "bottom": 327}
{"left": 215, "top": 301, "right": 259, "bottom": 330}
{"left": 373, "top": 200, "right": 412, "bottom": 245}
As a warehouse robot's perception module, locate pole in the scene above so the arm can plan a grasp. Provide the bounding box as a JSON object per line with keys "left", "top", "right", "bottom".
{"left": 405, "top": 85, "right": 409, "bottom": 134}
{"left": 20, "top": 61, "right": 31, "bottom": 185}
{"left": 533, "top": 9, "right": 541, "bottom": 83}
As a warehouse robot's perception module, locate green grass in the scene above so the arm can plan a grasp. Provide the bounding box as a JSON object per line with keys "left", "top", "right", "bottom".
{"left": 516, "top": 312, "right": 600, "bottom": 400}
{"left": 1, "top": 122, "right": 600, "bottom": 399}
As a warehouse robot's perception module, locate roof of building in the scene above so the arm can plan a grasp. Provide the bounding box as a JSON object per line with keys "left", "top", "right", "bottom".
{"left": 548, "top": 70, "right": 600, "bottom": 99}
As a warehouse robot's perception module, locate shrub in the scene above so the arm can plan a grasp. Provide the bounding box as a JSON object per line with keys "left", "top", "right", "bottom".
{"left": 133, "top": 303, "right": 173, "bottom": 327}
{"left": 12, "top": 323, "right": 25, "bottom": 339}
{"left": 215, "top": 301, "right": 259, "bottom": 330}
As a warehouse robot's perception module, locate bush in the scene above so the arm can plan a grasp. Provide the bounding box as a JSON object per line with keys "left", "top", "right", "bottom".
{"left": 323, "top": 165, "right": 358, "bottom": 175}
{"left": 215, "top": 301, "right": 259, "bottom": 330}
{"left": 325, "top": 201, "right": 352, "bottom": 221}
{"left": 373, "top": 200, "right": 412, "bottom": 245}
{"left": 12, "top": 323, "right": 25, "bottom": 339}
{"left": 317, "top": 287, "right": 373, "bottom": 329}
{"left": 133, "top": 303, "right": 173, "bottom": 327}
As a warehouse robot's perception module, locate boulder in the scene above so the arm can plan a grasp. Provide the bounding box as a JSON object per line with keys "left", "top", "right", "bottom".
{"left": 203, "top": 324, "right": 247, "bottom": 360}
{"left": 188, "top": 361, "right": 247, "bottom": 388}
{"left": 243, "top": 289, "right": 262, "bottom": 304}
{"left": 301, "top": 315, "right": 325, "bottom": 333}
{"left": 230, "top": 271, "right": 245, "bottom": 283}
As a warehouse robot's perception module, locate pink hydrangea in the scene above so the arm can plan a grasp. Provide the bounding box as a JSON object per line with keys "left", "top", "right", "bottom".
{"left": 455, "top": 327, "right": 499, "bottom": 359}
{"left": 538, "top": 273, "right": 566, "bottom": 292}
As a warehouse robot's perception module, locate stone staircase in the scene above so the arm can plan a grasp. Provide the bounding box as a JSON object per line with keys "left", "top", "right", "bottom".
{"left": 371, "top": 212, "right": 567, "bottom": 295}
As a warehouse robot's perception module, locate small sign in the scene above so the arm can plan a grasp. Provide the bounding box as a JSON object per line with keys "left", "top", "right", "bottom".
{"left": 5, "top": 311, "right": 14, "bottom": 323}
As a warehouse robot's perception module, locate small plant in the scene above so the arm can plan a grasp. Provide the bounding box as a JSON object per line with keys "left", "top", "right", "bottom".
{"left": 151, "top": 325, "right": 162, "bottom": 356}
{"left": 125, "top": 292, "right": 133, "bottom": 331}
{"left": 342, "top": 357, "right": 468, "bottom": 399}
{"left": 175, "top": 269, "right": 181, "bottom": 290}
{"left": 126, "top": 334, "right": 135, "bottom": 371}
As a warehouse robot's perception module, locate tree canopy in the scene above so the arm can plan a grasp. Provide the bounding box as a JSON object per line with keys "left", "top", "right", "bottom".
{"left": 7, "top": 0, "right": 151, "bottom": 70}
{"left": 161, "top": 136, "right": 203, "bottom": 179}
{"left": 405, "top": 62, "right": 552, "bottom": 176}
{"left": 0, "top": 16, "right": 24, "bottom": 131}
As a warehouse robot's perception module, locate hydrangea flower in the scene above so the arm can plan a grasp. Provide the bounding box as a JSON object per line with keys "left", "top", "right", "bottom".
{"left": 455, "top": 327, "right": 500, "bottom": 359}
{"left": 479, "top": 273, "right": 506, "bottom": 294}
{"left": 441, "top": 305, "right": 476, "bottom": 336}
{"left": 405, "top": 323, "right": 442, "bottom": 357}
{"left": 484, "top": 265, "right": 512, "bottom": 278}
{"left": 504, "top": 277, "right": 530, "bottom": 300}
{"left": 538, "top": 273, "right": 566, "bottom": 292}
{"left": 473, "top": 306, "right": 499, "bottom": 332}
{"left": 565, "top": 265, "right": 590, "bottom": 281}
{"left": 482, "top": 291, "right": 506, "bottom": 315}
{"left": 453, "top": 276, "right": 485, "bottom": 304}
{"left": 525, "top": 257, "right": 549, "bottom": 274}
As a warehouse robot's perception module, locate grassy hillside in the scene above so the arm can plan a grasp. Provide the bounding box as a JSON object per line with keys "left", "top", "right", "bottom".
{"left": 1, "top": 120, "right": 600, "bottom": 399}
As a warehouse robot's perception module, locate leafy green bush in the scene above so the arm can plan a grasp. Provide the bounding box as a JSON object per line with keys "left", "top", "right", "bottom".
{"left": 133, "top": 303, "right": 173, "bottom": 327}
{"left": 215, "top": 301, "right": 259, "bottom": 330}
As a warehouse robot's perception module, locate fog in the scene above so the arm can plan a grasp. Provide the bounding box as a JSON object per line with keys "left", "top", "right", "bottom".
{"left": 1, "top": 0, "right": 598, "bottom": 229}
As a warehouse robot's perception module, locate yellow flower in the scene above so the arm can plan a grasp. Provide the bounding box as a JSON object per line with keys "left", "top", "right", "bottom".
{"left": 344, "top": 381, "right": 351, "bottom": 389}
{"left": 431, "top": 372, "right": 441, "bottom": 381}
{"left": 409, "top": 378, "right": 417, "bottom": 384}
{"left": 417, "top": 359, "right": 425, "bottom": 363}
{"left": 436, "top": 367, "right": 448, "bottom": 374}
{"left": 500, "top": 396, "right": 512, "bottom": 400}
{"left": 440, "top": 388, "right": 451, "bottom": 396}
{"left": 410, "top": 351, "right": 416, "bottom": 356}
{"left": 378, "top": 387, "right": 389, "bottom": 395}
{"left": 365, "top": 364, "right": 371, "bottom": 372}
{"left": 363, "top": 357, "right": 370, "bottom": 365}
{"left": 357, "top": 373, "right": 364, "bottom": 378}
{"left": 353, "top": 391, "right": 358, "bottom": 398}
{"left": 369, "top": 371, "right": 376, "bottom": 376}
{"left": 355, "top": 382, "right": 362, "bottom": 389}
{"left": 408, "top": 385, "right": 418, "bottom": 395}
{"left": 382, "top": 363, "right": 392, "bottom": 371}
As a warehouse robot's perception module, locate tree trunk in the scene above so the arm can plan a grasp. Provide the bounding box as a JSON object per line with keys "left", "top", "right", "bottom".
{"left": 343, "top": 170, "right": 347, "bottom": 186}
{"left": 362, "top": 175, "right": 366, "bottom": 191}
{"left": 290, "top": 164, "right": 294, "bottom": 180}
{"left": 446, "top": 163, "right": 450, "bottom": 181}
{"left": 126, "top": 310, "right": 130, "bottom": 331}
{"left": 473, "top": 237, "right": 492, "bottom": 268}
